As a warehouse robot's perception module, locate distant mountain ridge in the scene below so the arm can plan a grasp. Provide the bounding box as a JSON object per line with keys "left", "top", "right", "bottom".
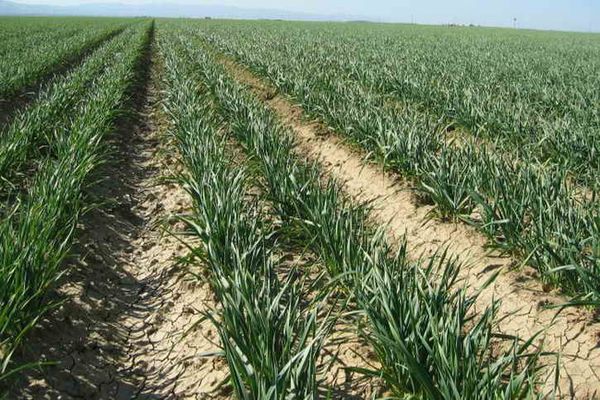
{"left": 0, "top": 0, "right": 366, "bottom": 20}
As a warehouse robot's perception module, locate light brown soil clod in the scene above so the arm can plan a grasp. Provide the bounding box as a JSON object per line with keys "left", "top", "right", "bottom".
{"left": 215, "top": 53, "right": 600, "bottom": 398}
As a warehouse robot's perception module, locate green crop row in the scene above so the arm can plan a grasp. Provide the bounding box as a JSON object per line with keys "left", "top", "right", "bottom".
{"left": 0, "top": 18, "right": 132, "bottom": 103}
{"left": 0, "top": 20, "right": 153, "bottom": 387}
{"left": 0, "top": 17, "right": 121, "bottom": 43}
{"left": 159, "top": 23, "right": 550, "bottom": 399}
{"left": 186, "top": 21, "right": 599, "bottom": 306}
{"left": 0, "top": 24, "right": 148, "bottom": 199}
{"left": 196, "top": 20, "right": 600, "bottom": 187}
{"left": 159, "top": 30, "right": 328, "bottom": 399}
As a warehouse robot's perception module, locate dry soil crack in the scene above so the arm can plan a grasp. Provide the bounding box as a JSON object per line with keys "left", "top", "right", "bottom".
{"left": 7, "top": 44, "right": 228, "bottom": 400}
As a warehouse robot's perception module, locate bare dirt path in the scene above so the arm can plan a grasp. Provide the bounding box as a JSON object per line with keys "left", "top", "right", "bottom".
{"left": 215, "top": 54, "right": 600, "bottom": 398}
{"left": 7, "top": 45, "right": 229, "bottom": 400}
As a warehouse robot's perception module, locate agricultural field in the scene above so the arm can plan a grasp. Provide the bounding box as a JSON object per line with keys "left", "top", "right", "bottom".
{"left": 0, "top": 16, "right": 599, "bottom": 399}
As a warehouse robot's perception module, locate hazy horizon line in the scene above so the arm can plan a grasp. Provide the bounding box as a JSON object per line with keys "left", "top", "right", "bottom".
{"left": 2, "top": 0, "right": 599, "bottom": 34}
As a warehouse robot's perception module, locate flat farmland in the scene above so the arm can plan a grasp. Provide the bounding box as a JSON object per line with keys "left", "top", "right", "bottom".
{"left": 0, "top": 17, "right": 598, "bottom": 399}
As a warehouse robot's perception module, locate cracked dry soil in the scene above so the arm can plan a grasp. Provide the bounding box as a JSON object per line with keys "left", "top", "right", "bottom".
{"left": 7, "top": 50, "right": 230, "bottom": 400}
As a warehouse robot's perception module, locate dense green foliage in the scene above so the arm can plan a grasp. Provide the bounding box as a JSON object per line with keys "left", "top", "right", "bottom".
{"left": 159, "top": 21, "right": 548, "bottom": 399}
{"left": 0, "top": 26, "right": 141, "bottom": 195}
{"left": 186, "top": 20, "right": 600, "bottom": 304}
{"left": 2, "top": 16, "right": 594, "bottom": 397}
{"left": 159, "top": 29, "right": 327, "bottom": 399}
{"left": 0, "top": 17, "right": 132, "bottom": 102}
{"left": 0, "top": 19, "right": 153, "bottom": 385}
{"left": 197, "top": 21, "right": 600, "bottom": 184}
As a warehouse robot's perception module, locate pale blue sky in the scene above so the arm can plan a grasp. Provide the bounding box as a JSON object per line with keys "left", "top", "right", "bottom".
{"left": 13, "top": 0, "right": 600, "bottom": 32}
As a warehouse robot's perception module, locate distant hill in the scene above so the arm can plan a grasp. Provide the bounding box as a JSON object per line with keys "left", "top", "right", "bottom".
{"left": 0, "top": 0, "right": 364, "bottom": 20}
{"left": 0, "top": 0, "right": 56, "bottom": 14}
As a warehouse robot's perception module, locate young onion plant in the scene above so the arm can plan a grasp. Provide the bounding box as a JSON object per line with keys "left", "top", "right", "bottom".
{"left": 0, "top": 24, "right": 144, "bottom": 201}
{"left": 356, "top": 248, "right": 545, "bottom": 399}
{"left": 164, "top": 25, "right": 549, "bottom": 399}
{"left": 159, "top": 31, "right": 329, "bottom": 399}
{"left": 0, "top": 21, "right": 153, "bottom": 385}
{"left": 191, "top": 21, "right": 599, "bottom": 306}
{"left": 0, "top": 19, "right": 127, "bottom": 102}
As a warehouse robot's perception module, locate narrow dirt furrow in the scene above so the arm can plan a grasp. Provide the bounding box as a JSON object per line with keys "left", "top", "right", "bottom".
{"left": 7, "top": 47, "right": 229, "bottom": 400}
{"left": 321, "top": 318, "right": 385, "bottom": 399}
{"left": 214, "top": 54, "right": 600, "bottom": 398}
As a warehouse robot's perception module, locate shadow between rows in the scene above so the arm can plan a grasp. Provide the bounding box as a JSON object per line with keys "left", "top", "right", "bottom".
{"left": 4, "top": 25, "right": 189, "bottom": 400}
